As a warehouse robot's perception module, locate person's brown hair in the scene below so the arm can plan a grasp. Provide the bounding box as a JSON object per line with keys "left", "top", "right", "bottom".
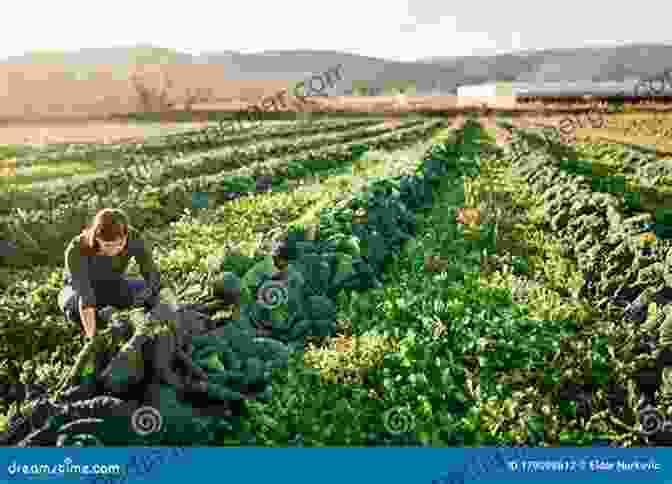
{"left": 79, "top": 208, "right": 130, "bottom": 256}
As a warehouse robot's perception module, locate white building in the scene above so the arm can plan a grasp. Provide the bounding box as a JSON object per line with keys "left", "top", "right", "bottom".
{"left": 457, "top": 82, "right": 516, "bottom": 108}
{"left": 457, "top": 79, "right": 672, "bottom": 107}
{"left": 511, "top": 80, "right": 637, "bottom": 98}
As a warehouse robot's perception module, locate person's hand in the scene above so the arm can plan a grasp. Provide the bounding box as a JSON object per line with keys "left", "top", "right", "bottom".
{"left": 109, "top": 318, "right": 132, "bottom": 340}
{"left": 132, "top": 287, "right": 155, "bottom": 306}
{"left": 624, "top": 300, "right": 648, "bottom": 323}
{"left": 78, "top": 302, "right": 97, "bottom": 338}
{"left": 134, "top": 287, "right": 152, "bottom": 303}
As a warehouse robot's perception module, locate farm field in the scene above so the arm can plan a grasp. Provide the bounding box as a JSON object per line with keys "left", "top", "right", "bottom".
{"left": 3, "top": 109, "right": 672, "bottom": 448}
{"left": 479, "top": 110, "right": 672, "bottom": 155}
{"left": 2, "top": 118, "right": 388, "bottom": 190}
{"left": 0, "top": 117, "right": 442, "bottom": 268}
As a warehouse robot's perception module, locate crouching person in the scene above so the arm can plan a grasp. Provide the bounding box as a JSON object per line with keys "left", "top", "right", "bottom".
{"left": 57, "top": 208, "right": 162, "bottom": 379}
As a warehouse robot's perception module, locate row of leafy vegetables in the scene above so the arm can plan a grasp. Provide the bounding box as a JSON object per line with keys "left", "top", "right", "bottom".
{"left": 3, "top": 118, "right": 484, "bottom": 446}
{"left": 166, "top": 119, "right": 485, "bottom": 444}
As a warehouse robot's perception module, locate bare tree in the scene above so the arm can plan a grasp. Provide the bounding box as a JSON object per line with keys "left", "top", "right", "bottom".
{"left": 130, "top": 70, "right": 154, "bottom": 112}
{"left": 129, "top": 65, "right": 175, "bottom": 113}
{"left": 156, "top": 68, "right": 174, "bottom": 112}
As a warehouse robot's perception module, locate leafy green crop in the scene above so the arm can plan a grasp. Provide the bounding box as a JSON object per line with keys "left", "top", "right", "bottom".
{"left": 6, "top": 116, "right": 545, "bottom": 448}
{"left": 201, "top": 353, "right": 227, "bottom": 373}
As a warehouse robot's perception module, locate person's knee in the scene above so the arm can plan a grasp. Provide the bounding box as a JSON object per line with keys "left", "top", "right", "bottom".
{"left": 57, "top": 287, "right": 71, "bottom": 312}
{"left": 59, "top": 288, "right": 79, "bottom": 315}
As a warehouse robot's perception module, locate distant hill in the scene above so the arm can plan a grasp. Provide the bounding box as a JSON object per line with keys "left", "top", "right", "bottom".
{"left": 1, "top": 44, "right": 194, "bottom": 65}
{"left": 5, "top": 43, "right": 672, "bottom": 95}
{"left": 420, "top": 44, "right": 672, "bottom": 85}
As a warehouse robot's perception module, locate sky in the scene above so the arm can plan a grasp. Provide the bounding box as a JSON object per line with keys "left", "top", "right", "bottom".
{"left": 2, "top": 0, "right": 671, "bottom": 62}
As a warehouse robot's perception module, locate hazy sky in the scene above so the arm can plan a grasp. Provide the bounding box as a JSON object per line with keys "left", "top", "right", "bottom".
{"left": 3, "top": 0, "right": 671, "bottom": 62}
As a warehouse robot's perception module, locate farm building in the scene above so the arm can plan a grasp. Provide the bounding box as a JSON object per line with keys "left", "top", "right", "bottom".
{"left": 457, "top": 82, "right": 517, "bottom": 108}
{"left": 457, "top": 79, "right": 672, "bottom": 106}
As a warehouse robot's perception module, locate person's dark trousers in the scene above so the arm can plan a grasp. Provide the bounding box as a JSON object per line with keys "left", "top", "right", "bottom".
{"left": 58, "top": 277, "right": 152, "bottom": 327}
{"left": 58, "top": 277, "right": 154, "bottom": 376}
